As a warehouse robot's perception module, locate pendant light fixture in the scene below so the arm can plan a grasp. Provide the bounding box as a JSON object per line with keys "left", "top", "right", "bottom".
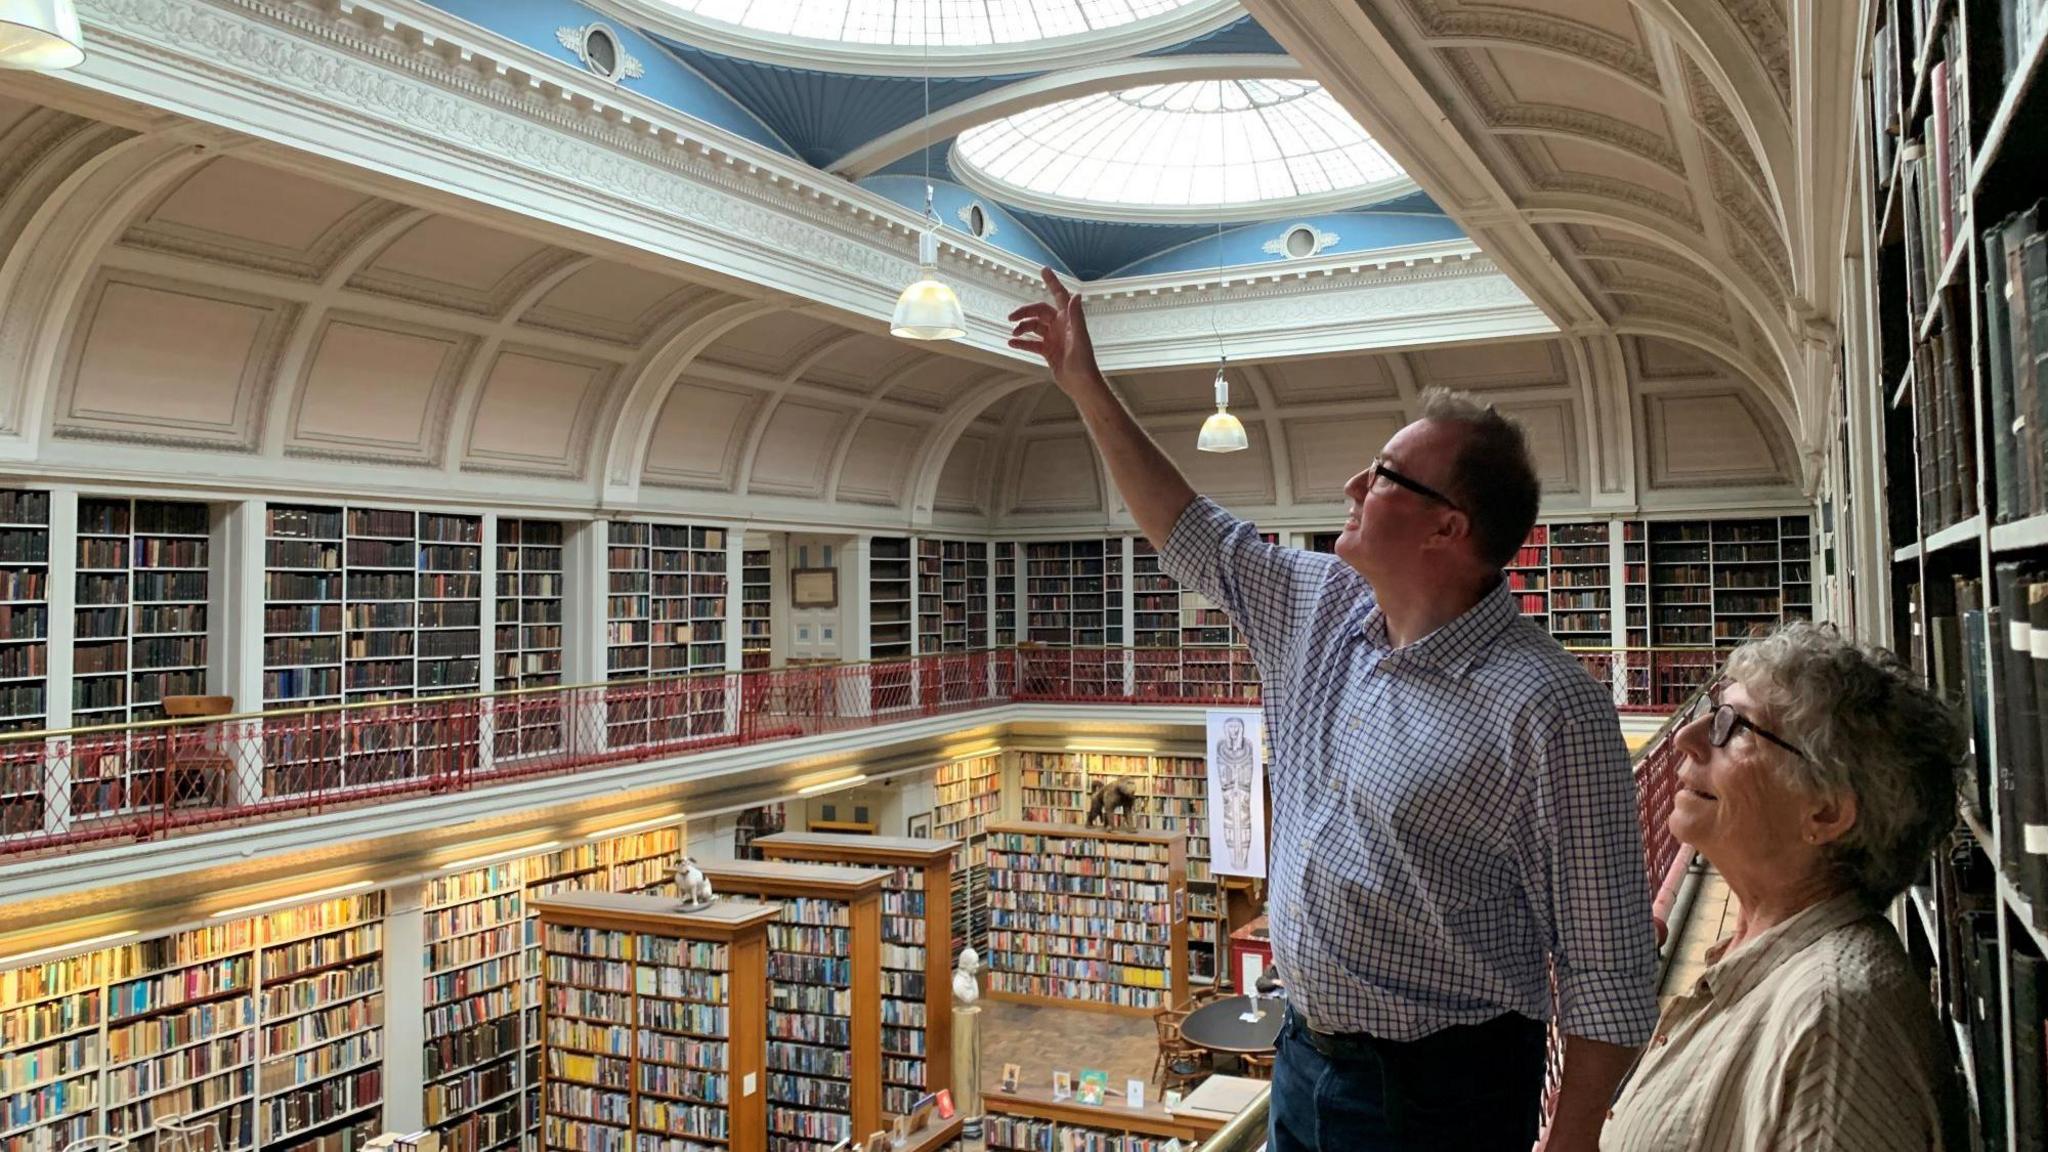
{"left": 1197, "top": 220, "right": 1248, "bottom": 453}
{"left": 0, "top": 1, "right": 85, "bottom": 70}
{"left": 890, "top": 7, "right": 965, "bottom": 341}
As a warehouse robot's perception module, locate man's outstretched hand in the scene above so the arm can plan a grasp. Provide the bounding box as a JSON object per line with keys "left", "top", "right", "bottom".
{"left": 1008, "top": 267, "right": 1104, "bottom": 398}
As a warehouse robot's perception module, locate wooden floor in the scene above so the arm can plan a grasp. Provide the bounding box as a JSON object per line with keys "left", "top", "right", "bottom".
{"left": 976, "top": 997, "right": 1164, "bottom": 1098}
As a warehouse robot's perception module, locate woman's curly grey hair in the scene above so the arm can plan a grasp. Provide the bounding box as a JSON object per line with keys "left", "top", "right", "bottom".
{"left": 1725, "top": 621, "right": 1964, "bottom": 904}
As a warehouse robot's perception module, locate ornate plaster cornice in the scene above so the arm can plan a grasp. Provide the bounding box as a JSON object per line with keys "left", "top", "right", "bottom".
{"left": 64, "top": 0, "right": 1549, "bottom": 375}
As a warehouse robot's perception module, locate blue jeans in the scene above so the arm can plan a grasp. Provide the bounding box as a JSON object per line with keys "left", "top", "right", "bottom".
{"left": 1267, "top": 1006, "right": 1546, "bottom": 1152}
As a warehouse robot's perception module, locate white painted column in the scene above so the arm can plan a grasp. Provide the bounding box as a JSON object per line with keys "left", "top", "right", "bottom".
{"left": 381, "top": 880, "right": 427, "bottom": 1132}
{"left": 222, "top": 498, "right": 265, "bottom": 806}
{"left": 564, "top": 518, "right": 607, "bottom": 755}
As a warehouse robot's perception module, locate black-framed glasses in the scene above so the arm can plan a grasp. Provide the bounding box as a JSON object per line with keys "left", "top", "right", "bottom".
{"left": 1369, "top": 457, "right": 1462, "bottom": 511}
{"left": 1686, "top": 682, "right": 1807, "bottom": 760}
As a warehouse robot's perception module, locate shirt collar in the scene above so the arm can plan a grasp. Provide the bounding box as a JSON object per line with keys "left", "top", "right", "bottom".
{"left": 1359, "top": 579, "right": 1520, "bottom": 677}
{"left": 1694, "top": 892, "right": 1875, "bottom": 1003}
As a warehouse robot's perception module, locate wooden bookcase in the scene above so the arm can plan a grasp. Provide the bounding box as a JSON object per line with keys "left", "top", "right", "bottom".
{"left": 0, "top": 893, "right": 390, "bottom": 1152}
{"left": 261, "top": 504, "right": 485, "bottom": 792}
{"left": 72, "top": 497, "right": 211, "bottom": 729}
{"left": 992, "top": 542, "right": 1016, "bottom": 649}
{"left": 1546, "top": 521, "right": 1612, "bottom": 644}
{"left": 493, "top": 519, "right": 565, "bottom": 760}
{"left": 0, "top": 489, "right": 48, "bottom": 753}
{"left": 916, "top": 538, "right": 983, "bottom": 703}
{"left": 422, "top": 860, "right": 525, "bottom": 1152}
{"left": 869, "top": 537, "right": 914, "bottom": 711}
{"left": 983, "top": 1085, "right": 1221, "bottom": 1149}
{"left": 531, "top": 891, "right": 774, "bottom": 1152}
{"left": 604, "top": 520, "right": 728, "bottom": 748}
{"left": 1857, "top": 0, "right": 2048, "bottom": 1145}
{"left": 754, "top": 832, "right": 959, "bottom": 1115}
{"left": 697, "top": 860, "right": 885, "bottom": 1151}
{"left": 741, "top": 547, "right": 772, "bottom": 671}
{"left": 982, "top": 821, "right": 1187, "bottom": 1016}
{"left": 1504, "top": 523, "right": 1550, "bottom": 624}
{"left": 932, "top": 753, "right": 1001, "bottom": 959}
{"left": 1008, "top": 751, "right": 1221, "bottom": 984}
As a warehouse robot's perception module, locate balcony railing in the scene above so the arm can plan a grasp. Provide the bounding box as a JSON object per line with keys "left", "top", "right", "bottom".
{"left": 0, "top": 645, "right": 1706, "bottom": 860}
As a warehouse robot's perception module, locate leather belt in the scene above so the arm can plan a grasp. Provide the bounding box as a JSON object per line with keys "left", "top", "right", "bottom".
{"left": 1288, "top": 1005, "right": 1380, "bottom": 1062}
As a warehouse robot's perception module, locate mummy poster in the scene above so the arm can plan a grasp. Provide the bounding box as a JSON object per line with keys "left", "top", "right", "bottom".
{"left": 1206, "top": 708, "right": 1267, "bottom": 879}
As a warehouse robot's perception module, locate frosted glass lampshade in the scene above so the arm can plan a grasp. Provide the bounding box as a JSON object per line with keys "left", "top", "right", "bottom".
{"left": 1198, "top": 407, "right": 1248, "bottom": 452}
{"left": 892, "top": 228, "right": 966, "bottom": 341}
{"left": 891, "top": 269, "right": 965, "bottom": 340}
{"left": 0, "top": 1, "right": 83, "bottom": 70}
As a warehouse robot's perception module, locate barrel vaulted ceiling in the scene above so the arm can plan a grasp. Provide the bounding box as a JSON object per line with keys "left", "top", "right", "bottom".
{"left": 0, "top": 0, "right": 1837, "bottom": 530}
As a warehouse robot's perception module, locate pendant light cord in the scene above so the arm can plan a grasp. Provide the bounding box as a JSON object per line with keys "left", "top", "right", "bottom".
{"left": 922, "top": 9, "right": 934, "bottom": 225}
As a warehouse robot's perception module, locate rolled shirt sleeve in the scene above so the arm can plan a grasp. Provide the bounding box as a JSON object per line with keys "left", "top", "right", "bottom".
{"left": 1155, "top": 496, "right": 1337, "bottom": 685}
{"left": 1517, "top": 693, "right": 1662, "bottom": 1047}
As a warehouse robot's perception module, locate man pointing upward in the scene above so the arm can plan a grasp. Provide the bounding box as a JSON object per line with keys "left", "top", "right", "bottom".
{"left": 1008, "top": 269, "right": 1657, "bottom": 1152}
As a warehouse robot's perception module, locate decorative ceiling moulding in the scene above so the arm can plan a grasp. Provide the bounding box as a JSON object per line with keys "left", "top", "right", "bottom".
{"left": 1400, "top": 0, "right": 1661, "bottom": 94}
{"left": 585, "top": 0, "right": 1247, "bottom": 77}
{"left": 68, "top": 0, "right": 1048, "bottom": 357}
{"left": 1438, "top": 50, "right": 1686, "bottom": 178}
{"left": 1080, "top": 250, "right": 1554, "bottom": 370}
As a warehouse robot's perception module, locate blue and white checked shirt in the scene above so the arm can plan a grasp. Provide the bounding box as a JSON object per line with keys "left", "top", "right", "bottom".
{"left": 1162, "top": 498, "right": 1660, "bottom": 1046}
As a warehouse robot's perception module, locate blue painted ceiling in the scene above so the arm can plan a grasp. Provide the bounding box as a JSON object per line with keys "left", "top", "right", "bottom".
{"left": 419, "top": 4, "right": 1466, "bottom": 280}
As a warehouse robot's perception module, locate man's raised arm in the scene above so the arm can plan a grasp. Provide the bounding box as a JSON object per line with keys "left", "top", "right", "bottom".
{"left": 1008, "top": 268, "right": 1195, "bottom": 548}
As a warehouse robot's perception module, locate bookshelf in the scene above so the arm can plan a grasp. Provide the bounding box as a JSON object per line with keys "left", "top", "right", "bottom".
{"left": 869, "top": 537, "right": 914, "bottom": 711}
{"left": 530, "top": 891, "right": 774, "bottom": 1152}
{"left": 0, "top": 489, "right": 49, "bottom": 759}
{"left": 696, "top": 860, "right": 884, "bottom": 1152}
{"left": 1546, "top": 521, "right": 1612, "bottom": 645}
{"left": 1023, "top": 539, "right": 1123, "bottom": 696}
{"left": 754, "top": 833, "right": 959, "bottom": 1116}
{"left": 255, "top": 891, "right": 387, "bottom": 1152}
{"left": 493, "top": 520, "right": 565, "bottom": 760}
{"left": 1015, "top": 752, "right": 1086, "bottom": 824}
{"left": 915, "top": 538, "right": 982, "bottom": 704}
{"left": 605, "top": 521, "right": 727, "bottom": 747}
{"left": 3, "top": 891, "right": 393, "bottom": 1152}
{"left": 992, "top": 542, "right": 1016, "bottom": 648}
{"left": 72, "top": 497, "right": 211, "bottom": 730}
{"left": 1505, "top": 524, "right": 1550, "bottom": 624}
{"left": 734, "top": 804, "right": 787, "bottom": 862}
{"left": 422, "top": 860, "right": 524, "bottom": 1152}
{"left": 1131, "top": 539, "right": 1183, "bottom": 700}
{"left": 520, "top": 842, "right": 605, "bottom": 1147}
{"left": 982, "top": 821, "right": 1187, "bottom": 1016}
{"left": 984, "top": 1087, "right": 1219, "bottom": 1151}
{"left": 1623, "top": 520, "right": 1650, "bottom": 708}
{"left": 932, "top": 753, "right": 1001, "bottom": 959}
{"left": 1861, "top": 0, "right": 2048, "bottom": 1144}
{"left": 741, "top": 547, "right": 771, "bottom": 671}
{"left": 1009, "top": 751, "right": 1220, "bottom": 984}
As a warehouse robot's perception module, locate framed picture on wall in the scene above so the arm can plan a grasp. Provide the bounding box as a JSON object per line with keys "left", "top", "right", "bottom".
{"left": 792, "top": 568, "right": 837, "bottom": 607}
{"left": 908, "top": 814, "right": 932, "bottom": 839}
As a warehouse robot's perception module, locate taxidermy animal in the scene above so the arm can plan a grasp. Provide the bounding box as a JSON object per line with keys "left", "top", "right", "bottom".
{"left": 1085, "top": 777, "right": 1137, "bottom": 828}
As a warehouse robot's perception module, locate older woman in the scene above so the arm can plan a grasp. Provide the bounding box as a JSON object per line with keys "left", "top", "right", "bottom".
{"left": 1603, "top": 622, "right": 1963, "bottom": 1152}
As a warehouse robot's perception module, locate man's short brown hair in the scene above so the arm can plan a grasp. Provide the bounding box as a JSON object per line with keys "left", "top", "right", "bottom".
{"left": 1414, "top": 387, "right": 1540, "bottom": 570}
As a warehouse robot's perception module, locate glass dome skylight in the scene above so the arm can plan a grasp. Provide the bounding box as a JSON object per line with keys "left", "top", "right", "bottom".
{"left": 649, "top": 0, "right": 1208, "bottom": 46}
{"left": 952, "top": 79, "right": 1413, "bottom": 221}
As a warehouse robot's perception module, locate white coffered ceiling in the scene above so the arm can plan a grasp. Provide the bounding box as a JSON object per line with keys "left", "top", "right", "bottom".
{"left": 0, "top": 0, "right": 1833, "bottom": 529}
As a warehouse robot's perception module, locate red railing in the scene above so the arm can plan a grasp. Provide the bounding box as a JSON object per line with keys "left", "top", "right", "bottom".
{"left": 0, "top": 646, "right": 1690, "bottom": 861}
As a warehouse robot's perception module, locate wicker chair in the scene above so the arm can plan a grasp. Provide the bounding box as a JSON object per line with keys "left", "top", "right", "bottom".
{"left": 1152, "top": 1008, "right": 1211, "bottom": 1091}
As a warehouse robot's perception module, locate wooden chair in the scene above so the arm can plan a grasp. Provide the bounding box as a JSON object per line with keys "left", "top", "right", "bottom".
{"left": 154, "top": 1113, "right": 221, "bottom": 1152}
{"left": 1241, "top": 1052, "right": 1274, "bottom": 1080}
{"left": 1152, "top": 1007, "right": 1211, "bottom": 1092}
{"left": 160, "top": 696, "right": 235, "bottom": 810}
